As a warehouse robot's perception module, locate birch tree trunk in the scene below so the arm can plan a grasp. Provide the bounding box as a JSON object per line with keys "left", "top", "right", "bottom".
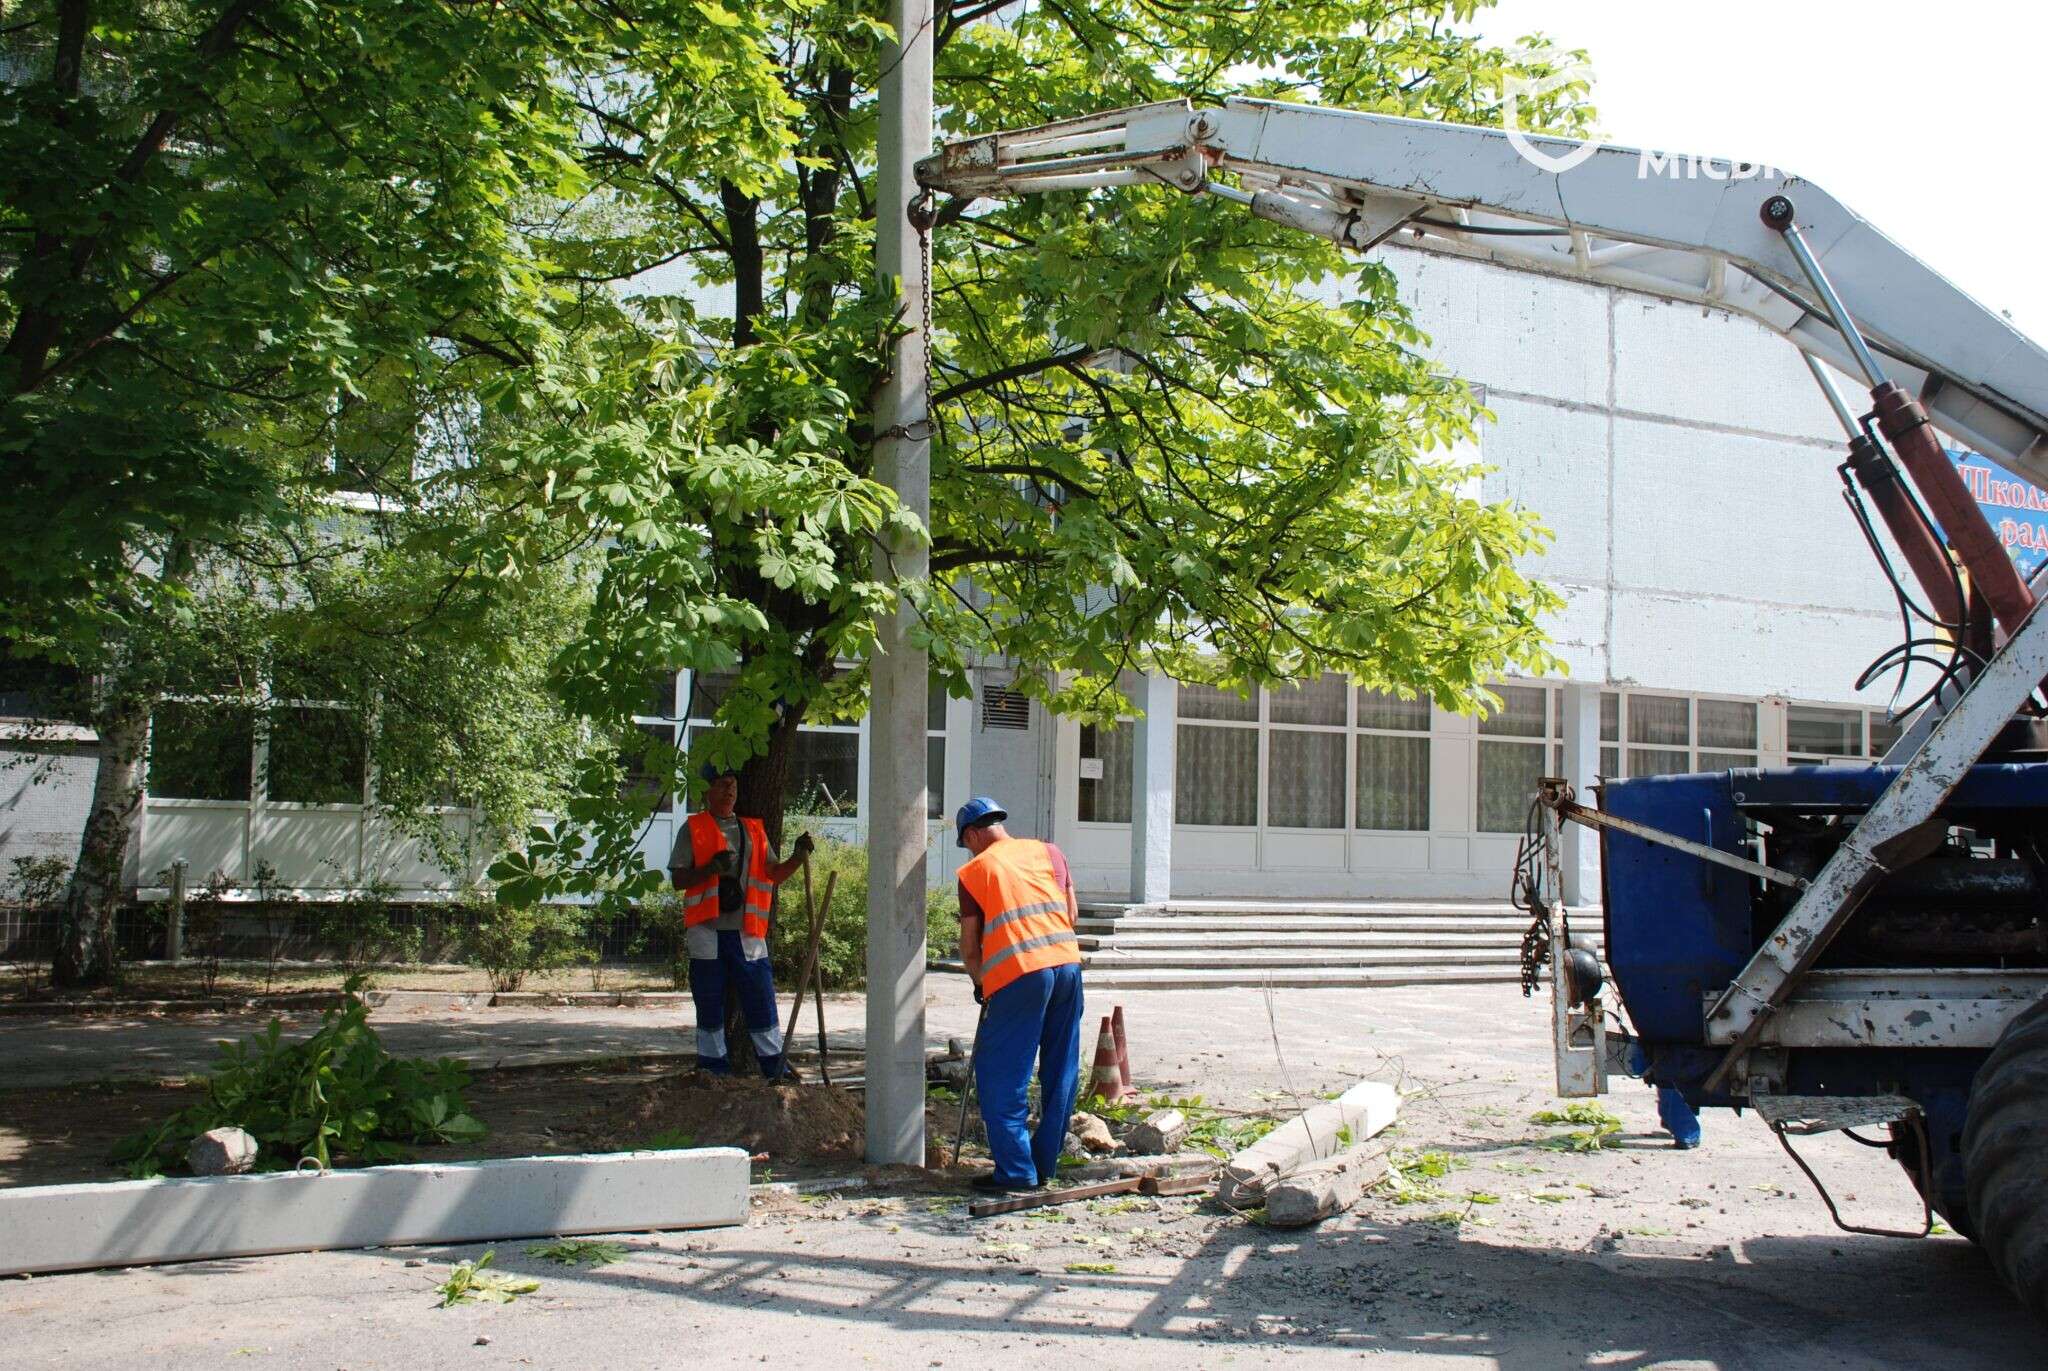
{"left": 52, "top": 689, "right": 152, "bottom": 987}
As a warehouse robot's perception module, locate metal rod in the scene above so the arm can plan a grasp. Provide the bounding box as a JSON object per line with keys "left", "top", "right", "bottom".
{"left": 1772, "top": 212, "right": 1889, "bottom": 389}
{"left": 1548, "top": 796, "right": 1809, "bottom": 890}
{"left": 1802, "top": 351, "right": 1861, "bottom": 439}
{"left": 952, "top": 1001, "right": 987, "bottom": 1167}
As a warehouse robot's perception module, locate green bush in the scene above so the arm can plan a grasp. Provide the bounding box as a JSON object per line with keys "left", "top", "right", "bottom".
{"left": 6, "top": 854, "right": 69, "bottom": 991}
{"left": 312, "top": 877, "right": 419, "bottom": 985}
{"left": 461, "top": 899, "right": 592, "bottom": 992}
{"left": 111, "top": 981, "right": 484, "bottom": 1175}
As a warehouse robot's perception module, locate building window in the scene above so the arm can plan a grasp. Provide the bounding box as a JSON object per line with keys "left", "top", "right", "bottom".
{"left": 267, "top": 705, "right": 367, "bottom": 806}
{"left": 1595, "top": 691, "right": 1760, "bottom": 780}
{"left": 1266, "top": 674, "right": 1346, "bottom": 829}
{"left": 619, "top": 721, "right": 675, "bottom": 815}
{"left": 1477, "top": 684, "right": 1550, "bottom": 833}
{"left": 1696, "top": 699, "right": 1760, "bottom": 771}
{"left": 1078, "top": 720, "right": 1134, "bottom": 823}
{"left": 684, "top": 669, "right": 866, "bottom": 817}
{"left": 149, "top": 702, "right": 255, "bottom": 802}
{"left": 1785, "top": 702, "right": 1903, "bottom": 766}
{"left": 1176, "top": 683, "right": 1258, "bottom": 826}
{"left": 926, "top": 677, "right": 948, "bottom": 820}
{"left": 1787, "top": 703, "right": 1863, "bottom": 764}
{"left": 1355, "top": 688, "right": 1429, "bottom": 831}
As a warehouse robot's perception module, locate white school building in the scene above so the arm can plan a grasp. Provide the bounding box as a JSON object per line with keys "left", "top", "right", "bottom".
{"left": 8, "top": 245, "right": 2031, "bottom": 907}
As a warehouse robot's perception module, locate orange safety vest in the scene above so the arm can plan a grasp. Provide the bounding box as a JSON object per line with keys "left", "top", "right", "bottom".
{"left": 959, "top": 838, "right": 1080, "bottom": 997}
{"left": 681, "top": 810, "right": 775, "bottom": 942}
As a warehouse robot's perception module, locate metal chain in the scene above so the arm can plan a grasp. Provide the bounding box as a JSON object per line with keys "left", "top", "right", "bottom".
{"left": 879, "top": 189, "right": 940, "bottom": 446}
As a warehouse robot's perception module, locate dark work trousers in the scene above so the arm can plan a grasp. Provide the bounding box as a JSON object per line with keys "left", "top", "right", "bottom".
{"left": 688, "top": 929, "right": 785, "bottom": 1078}
{"left": 974, "top": 960, "right": 1085, "bottom": 1185}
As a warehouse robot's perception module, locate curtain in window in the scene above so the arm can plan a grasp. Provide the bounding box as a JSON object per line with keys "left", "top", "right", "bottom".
{"left": 1358, "top": 688, "right": 1429, "bottom": 731}
{"left": 1269, "top": 674, "right": 1346, "bottom": 726}
{"left": 1175, "top": 724, "right": 1257, "bottom": 825}
{"left": 1477, "top": 740, "right": 1545, "bottom": 832}
{"left": 1267, "top": 729, "right": 1344, "bottom": 828}
{"left": 1481, "top": 685, "right": 1547, "bottom": 737}
{"left": 1356, "top": 733, "right": 1428, "bottom": 830}
{"left": 1628, "top": 695, "right": 1690, "bottom": 747}
{"left": 1079, "top": 721, "right": 1134, "bottom": 823}
{"left": 1179, "top": 683, "right": 1258, "bottom": 722}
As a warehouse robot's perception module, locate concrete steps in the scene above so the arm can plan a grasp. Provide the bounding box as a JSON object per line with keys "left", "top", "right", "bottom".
{"left": 1077, "top": 899, "right": 1599, "bottom": 990}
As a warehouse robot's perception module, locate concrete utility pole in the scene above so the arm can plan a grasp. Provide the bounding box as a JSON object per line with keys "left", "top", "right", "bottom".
{"left": 865, "top": 0, "right": 934, "bottom": 1167}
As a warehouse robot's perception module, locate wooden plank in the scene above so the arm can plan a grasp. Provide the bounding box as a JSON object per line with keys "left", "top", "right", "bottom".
{"left": 967, "top": 1176, "right": 1141, "bottom": 1218}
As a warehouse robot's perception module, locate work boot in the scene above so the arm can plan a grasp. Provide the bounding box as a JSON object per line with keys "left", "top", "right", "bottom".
{"left": 970, "top": 1174, "right": 1041, "bottom": 1195}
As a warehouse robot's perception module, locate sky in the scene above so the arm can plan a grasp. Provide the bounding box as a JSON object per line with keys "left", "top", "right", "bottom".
{"left": 1473, "top": 1, "right": 2048, "bottom": 340}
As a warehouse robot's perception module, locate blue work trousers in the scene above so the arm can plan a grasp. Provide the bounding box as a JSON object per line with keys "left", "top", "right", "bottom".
{"left": 688, "top": 929, "right": 785, "bottom": 1078}
{"left": 975, "top": 961, "right": 1085, "bottom": 1186}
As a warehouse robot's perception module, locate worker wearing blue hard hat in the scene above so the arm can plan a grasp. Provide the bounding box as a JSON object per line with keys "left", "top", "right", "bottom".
{"left": 669, "top": 761, "right": 814, "bottom": 1078}
{"left": 954, "top": 795, "right": 1085, "bottom": 1193}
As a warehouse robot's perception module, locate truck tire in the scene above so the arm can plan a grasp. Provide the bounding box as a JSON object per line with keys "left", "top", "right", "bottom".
{"left": 1963, "top": 994, "right": 2048, "bottom": 1321}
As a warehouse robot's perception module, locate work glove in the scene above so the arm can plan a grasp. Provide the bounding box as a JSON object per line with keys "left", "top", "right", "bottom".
{"left": 792, "top": 832, "right": 816, "bottom": 860}
{"left": 973, "top": 983, "right": 986, "bottom": 1006}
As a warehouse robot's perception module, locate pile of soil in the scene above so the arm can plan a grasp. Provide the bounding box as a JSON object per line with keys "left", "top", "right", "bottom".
{"left": 576, "top": 1072, "right": 870, "bottom": 1160}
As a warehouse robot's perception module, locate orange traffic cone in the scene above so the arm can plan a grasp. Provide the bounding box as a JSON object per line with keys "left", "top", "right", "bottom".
{"left": 1111, "top": 1004, "right": 1133, "bottom": 1093}
{"left": 1087, "top": 1014, "right": 1129, "bottom": 1102}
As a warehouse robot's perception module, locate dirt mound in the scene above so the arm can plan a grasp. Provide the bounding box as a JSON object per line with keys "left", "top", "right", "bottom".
{"left": 577, "top": 1072, "right": 868, "bottom": 1160}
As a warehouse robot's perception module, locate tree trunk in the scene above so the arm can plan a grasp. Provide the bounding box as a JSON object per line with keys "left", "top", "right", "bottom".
{"left": 52, "top": 689, "right": 152, "bottom": 988}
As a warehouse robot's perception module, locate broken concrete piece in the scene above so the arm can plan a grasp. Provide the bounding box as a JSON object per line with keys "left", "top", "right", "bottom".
{"left": 1219, "top": 1081, "right": 1399, "bottom": 1208}
{"left": 187, "top": 1127, "right": 259, "bottom": 1176}
{"left": 0, "top": 1148, "right": 750, "bottom": 1277}
{"left": 1129, "top": 1108, "right": 1187, "bottom": 1155}
{"left": 1069, "top": 1113, "right": 1116, "bottom": 1153}
{"left": 1263, "top": 1148, "right": 1389, "bottom": 1227}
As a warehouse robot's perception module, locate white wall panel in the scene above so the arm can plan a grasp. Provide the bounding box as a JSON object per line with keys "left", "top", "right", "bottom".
{"left": 1610, "top": 417, "right": 1895, "bottom": 614}
{"left": 1610, "top": 294, "right": 1846, "bottom": 443}
{"left": 1479, "top": 395, "right": 1611, "bottom": 583}
{"left": 1609, "top": 589, "right": 1915, "bottom": 703}
{"left": 141, "top": 805, "right": 246, "bottom": 886}
{"left": 1385, "top": 247, "right": 1611, "bottom": 406}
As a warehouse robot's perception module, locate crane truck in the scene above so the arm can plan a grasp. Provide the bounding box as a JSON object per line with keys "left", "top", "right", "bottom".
{"left": 915, "top": 97, "right": 2048, "bottom": 1318}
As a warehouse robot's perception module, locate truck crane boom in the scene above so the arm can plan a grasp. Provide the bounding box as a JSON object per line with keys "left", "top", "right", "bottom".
{"left": 917, "top": 97, "right": 2048, "bottom": 484}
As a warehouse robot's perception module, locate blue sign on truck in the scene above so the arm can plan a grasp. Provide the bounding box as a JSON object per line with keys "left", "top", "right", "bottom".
{"left": 1951, "top": 448, "right": 2048, "bottom": 576}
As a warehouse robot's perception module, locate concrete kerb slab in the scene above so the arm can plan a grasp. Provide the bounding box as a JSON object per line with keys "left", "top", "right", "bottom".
{"left": 0, "top": 1148, "right": 749, "bottom": 1277}
{"left": 1218, "top": 1080, "right": 1400, "bottom": 1208}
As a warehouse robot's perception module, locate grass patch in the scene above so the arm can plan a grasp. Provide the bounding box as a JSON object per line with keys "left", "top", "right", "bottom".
{"left": 524, "top": 1239, "right": 626, "bottom": 1268}
{"left": 1384, "top": 1148, "right": 1465, "bottom": 1205}
{"left": 1064, "top": 1261, "right": 1117, "bottom": 1275}
{"left": 435, "top": 1251, "right": 539, "bottom": 1307}
{"left": 1530, "top": 1101, "right": 1623, "bottom": 1153}
{"left": 642, "top": 1129, "right": 696, "bottom": 1150}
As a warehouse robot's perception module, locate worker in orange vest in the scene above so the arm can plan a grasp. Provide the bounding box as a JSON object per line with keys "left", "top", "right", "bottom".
{"left": 954, "top": 796, "right": 1084, "bottom": 1193}
{"left": 669, "top": 764, "right": 814, "bottom": 1078}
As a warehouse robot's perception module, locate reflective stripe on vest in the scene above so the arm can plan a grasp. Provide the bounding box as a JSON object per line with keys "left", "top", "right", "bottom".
{"left": 682, "top": 811, "right": 774, "bottom": 942}
{"left": 958, "top": 838, "right": 1079, "bottom": 997}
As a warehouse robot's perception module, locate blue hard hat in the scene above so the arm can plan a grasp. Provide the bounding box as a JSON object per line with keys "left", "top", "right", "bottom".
{"left": 955, "top": 796, "right": 1008, "bottom": 847}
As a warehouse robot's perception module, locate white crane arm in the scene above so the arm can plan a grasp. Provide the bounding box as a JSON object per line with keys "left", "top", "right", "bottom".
{"left": 917, "top": 97, "right": 2048, "bottom": 485}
